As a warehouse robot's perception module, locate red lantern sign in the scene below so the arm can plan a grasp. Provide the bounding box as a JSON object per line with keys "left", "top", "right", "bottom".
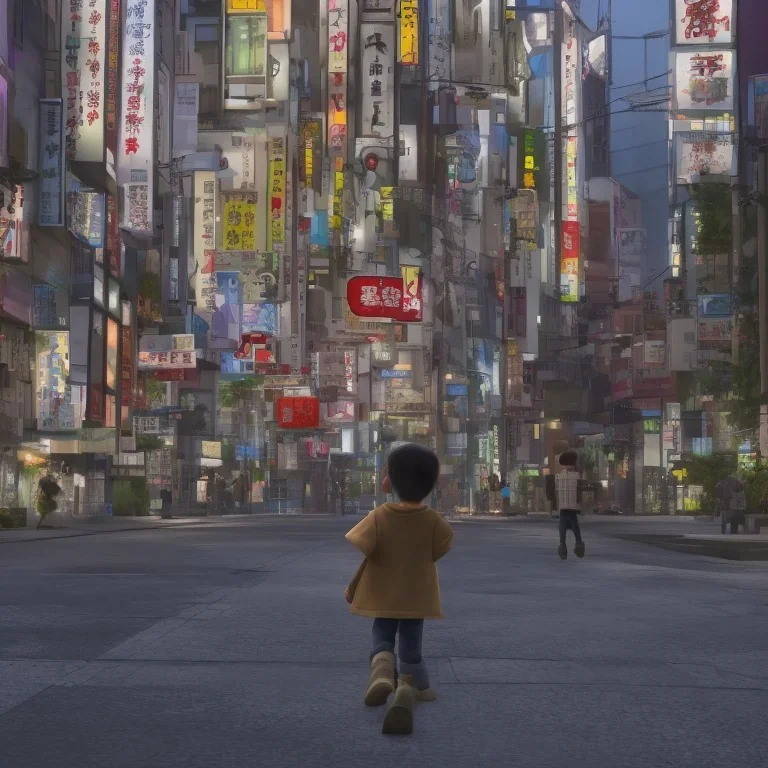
{"left": 277, "top": 397, "right": 320, "bottom": 429}
{"left": 346, "top": 274, "right": 423, "bottom": 322}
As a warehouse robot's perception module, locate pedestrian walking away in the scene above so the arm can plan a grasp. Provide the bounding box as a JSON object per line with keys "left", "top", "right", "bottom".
{"left": 344, "top": 443, "right": 454, "bottom": 735}
{"left": 546, "top": 448, "right": 586, "bottom": 560}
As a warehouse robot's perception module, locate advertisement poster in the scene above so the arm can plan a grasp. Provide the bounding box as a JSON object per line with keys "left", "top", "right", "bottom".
{"left": 242, "top": 303, "right": 278, "bottom": 336}
{"left": 698, "top": 316, "right": 732, "bottom": 342}
{"left": 360, "top": 23, "right": 395, "bottom": 138}
{"left": 222, "top": 195, "right": 258, "bottom": 251}
{"left": 328, "top": 0, "right": 348, "bottom": 73}
{"left": 566, "top": 135, "right": 578, "bottom": 220}
{"left": 118, "top": 0, "right": 155, "bottom": 231}
{"left": 674, "top": 0, "right": 733, "bottom": 47}
{"left": 36, "top": 332, "right": 80, "bottom": 431}
{"left": 676, "top": 132, "right": 735, "bottom": 183}
{"left": 560, "top": 221, "right": 580, "bottom": 303}
{"left": 267, "top": 136, "right": 286, "bottom": 250}
{"left": 211, "top": 271, "right": 240, "bottom": 346}
{"left": 674, "top": 50, "right": 734, "bottom": 112}
{"left": 215, "top": 250, "right": 279, "bottom": 302}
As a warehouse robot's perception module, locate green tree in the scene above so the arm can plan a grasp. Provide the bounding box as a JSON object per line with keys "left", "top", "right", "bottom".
{"left": 35, "top": 475, "right": 62, "bottom": 529}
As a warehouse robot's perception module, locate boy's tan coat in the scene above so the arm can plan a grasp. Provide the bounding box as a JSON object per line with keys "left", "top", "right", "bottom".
{"left": 345, "top": 503, "right": 454, "bottom": 619}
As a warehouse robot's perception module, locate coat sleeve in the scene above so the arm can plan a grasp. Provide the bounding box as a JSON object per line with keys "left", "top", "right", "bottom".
{"left": 433, "top": 514, "right": 454, "bottom": 562}
{"left": 345, "top": 511, "right": 377, "bottom": 557}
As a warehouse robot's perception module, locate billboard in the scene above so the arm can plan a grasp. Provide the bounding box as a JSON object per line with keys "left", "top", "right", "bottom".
{"left": 560, "top": 221, "right": 580, "bottom": 303}
{"left": 347, "top": 272, "right": 423, "bottom": 322}
{"left": 267, "top": 135, "right": 286, "bottom": 250}
{"left": 698, "top": 316, "right": 732, "bottom": 342}
{"left": 360, "top": 24, "right": 395, "bottom": 139}
{"left": 118, "top": 0, "right": 155, "bottom": 232}
{"left": 674, "top": 50, "right": 734, "bottom": 112}
{"left": 674, "top": 0, "right": 733, "bottom": 47}
{"left": 277, "top": 397, "right": 320, "bottom": 429}
{"left": 62, "top": 0, "right": 107, "bottom": 161}
{"left": 676, "top": 132, "right": 735, "bottom": 183}
{"left": 39, "top": 100, "right": 65, "bottom": 227}
{"left": 222, "top": 194, "right": 258, "bottom": 251}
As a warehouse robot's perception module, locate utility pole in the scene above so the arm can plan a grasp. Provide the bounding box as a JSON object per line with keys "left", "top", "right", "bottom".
{"left": 758, "top": 147, "right": 768, "bottom": 456}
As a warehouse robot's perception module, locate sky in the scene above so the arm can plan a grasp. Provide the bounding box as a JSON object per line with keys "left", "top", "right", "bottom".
{"left": 579, "top": 0, "right": 671, "bottom": 281}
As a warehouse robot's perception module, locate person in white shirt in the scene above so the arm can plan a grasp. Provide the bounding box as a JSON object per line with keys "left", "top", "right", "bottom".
{"left": 546, "top": 449, "right": 585, "bottom": 560}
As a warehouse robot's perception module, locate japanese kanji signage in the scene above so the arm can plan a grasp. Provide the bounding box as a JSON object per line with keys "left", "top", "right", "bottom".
{"left": 673, "top": 50, "right": 734, "bottom": 112}
{"left": 106, "top": 0, "right": 120, "bottom": 157}
{"left": 361, "top": 24, "right": 395, "bottom": 139}
{"left": 277, "top": 397, "right": 320, "bottom": 429}
{"left": 328, "top": 0, "right": 348, "bottom": 74}
{"left": 138, "top": 350, "right": 197, "bottom": 369}
{"left": 194, "top": 171, "right": 217, "bottom": 311}
{"left": 62, "top": 0, "right": 107, "bottom": 161}
{"left": 676, "top": 132, "right": 735, "bottom": 183}
{"left": 268, "top": 135, "right": 286, "bottom": 250}
{"left": 399, "top": 0, "right": 419, "bottom": 66}
{"left": 38, "top": 100, "right": 65, "bottom": 228}
{"left": 222, "top": 195, "right": 258, "bottom": 251}
{"left": 566, "top": 135, "right": 578, "bottom": 220}
{"left": 674, "top": 0, "right": 733, "bottom": 47}
{"left": 561, "top": 221, "right": 580, "bottom": 303}
{"left": 118, "top": 0, "right": 155, "bottom": 232}
{"left": 346, "top": 272, "right": 423, "bottom": 323}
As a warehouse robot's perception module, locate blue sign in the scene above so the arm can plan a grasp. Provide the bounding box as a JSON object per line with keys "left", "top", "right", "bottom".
{"left": 446, "top": 383, "right": 469, "bottom": 397}
{"left": 235, "top": 444, "right": 257, "bottom": 461}
{"left": 381, "top": 369, "right": 411, "bottom": 379}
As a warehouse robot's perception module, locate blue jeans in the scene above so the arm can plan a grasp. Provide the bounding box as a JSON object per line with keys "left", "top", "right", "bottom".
{"left": 371, "top": 618, "right": 430, "bottom": 690}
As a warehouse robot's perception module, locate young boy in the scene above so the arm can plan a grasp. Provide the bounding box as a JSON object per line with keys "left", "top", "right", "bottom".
{"left": 547, "top": 448, "right": 586, "bottom": 560}
{"left": 345, "top": 443, "right": 454, "bottom": 735}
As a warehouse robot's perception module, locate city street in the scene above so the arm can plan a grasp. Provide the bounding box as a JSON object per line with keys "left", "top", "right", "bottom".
{"left": 1, "top": 516, "right": 767, "bottom": 768}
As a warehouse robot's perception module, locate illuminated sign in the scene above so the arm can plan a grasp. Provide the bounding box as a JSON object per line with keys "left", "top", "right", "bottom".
{"left": 381, "top": 369, "right": 411, "bottom": 379}
{"left": 346, "top": 272, "right": 423, "bottom": 322}
{"left": 560, "top": 221, "right": 580, "bottom": 303}
{"left": 674, "top": 0, "right": 733, "bottom": 47}
{"left": 193, "top": 171, "right": 217, "bottom": 311}
{"left": 62, "top": 0, "right": 107, "bottom": 161}
{"left": 360, "top": 23, "right": 395, "bottom": 138}
{"left": 201, "top": 441, "right": 222, "bottom": 459}
{"left": 268, "top": 135, "right": 286, "bottom": 250}
{"left": 118, "top": 0, "right": 155, "bottom": 232}
{"left": 227, "top": 0, "right": 266, "bottom": 12}
{"left": 673, "top": 50, "right": 735, "bottom": 112}
{"left": 39, "top": 100, "right": 65, "bottom": 227}
{"left": 522, "top": 130, "right": 539, "bottom": 191}
{"left": 399, "top": 0, "right": 419, "bottom": 65}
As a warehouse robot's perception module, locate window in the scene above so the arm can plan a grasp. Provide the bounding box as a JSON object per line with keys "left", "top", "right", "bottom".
{"left": 226, "top": 15, "right": 268, "bottom": 76}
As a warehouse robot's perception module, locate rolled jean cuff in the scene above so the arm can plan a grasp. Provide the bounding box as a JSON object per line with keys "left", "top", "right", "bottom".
{"left": 398, "top": 659, "right": 430, "bottom": 690}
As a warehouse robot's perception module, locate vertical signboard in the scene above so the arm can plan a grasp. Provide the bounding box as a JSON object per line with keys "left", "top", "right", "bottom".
{"left": 566, "top": 135, "right": 578, "bottom": 220}
{"left": 194, "top": 171, "right": 217, "bottom": 311}
{"left": 268, "top": 135, "right": 286, "bottom": 251}
{"left": 106, "top": 0, "right": 120, "bottom": 159}
{"left": 360, "top": 24, "right": 395, "bottom": 138}
{"left": 222, "top": 194, "right": 258, "bottom": 251}
{"left": 561, "top": 221, "right": 580, "bottom": 303}
{"left": 399, "top": 0, "right": 419, "bottom": 65}
{"left": 118, "top": 0, "right": 155, "bottom": 232}
{"left": 428, "top": 0, "right": 450, "bottom": 86}
{"left": 62, "top": 0, "right": 107, "bottom": 161}
{"left": 39, "top": 100, "right": 65, "bottom": 227}
{"left": 328, "top": 0, "right": 348, "bottom": 157}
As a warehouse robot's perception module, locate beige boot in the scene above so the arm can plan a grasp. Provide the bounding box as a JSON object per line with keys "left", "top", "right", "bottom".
{"left": 382, "top": 674, "right": 415, "bottom": 735}
{"left": 364, "top": 651, "right": 395, "bottom": 707}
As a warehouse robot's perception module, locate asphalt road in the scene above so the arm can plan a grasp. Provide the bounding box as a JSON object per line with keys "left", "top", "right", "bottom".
{"left": 1, "top": 516, "right": 767, "bottom": 768}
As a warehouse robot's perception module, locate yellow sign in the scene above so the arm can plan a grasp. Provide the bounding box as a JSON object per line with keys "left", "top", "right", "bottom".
{"left": 380, "top": 186, "right": 394, "bottom": 220}
{"left": 399, "top": 0, "right": 419, "bottom": 66}
{"left": 222, "top": 196, "right": 257, "bottom": 251}
{"left": 268, "top": 136, "right": 286, "bottom": 249}
{"left": 226, "top": 0, "right": 266, "bottom": 13}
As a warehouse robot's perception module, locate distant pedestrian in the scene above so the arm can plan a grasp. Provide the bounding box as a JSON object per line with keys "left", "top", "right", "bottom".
{"left": 546, "top": 449, "right": 586, "bottom": 560}
{"left": 717, "top": 474, "right": 746, "bottom": 534}
{"left": 344, "top": 443, "right": 454, "bottom": 735}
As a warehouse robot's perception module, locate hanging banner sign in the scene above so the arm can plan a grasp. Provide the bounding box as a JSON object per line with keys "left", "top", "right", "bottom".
{"left": 62, "top": 0, "right": 107, "bottom": 161}
{"left": 328, "top": 0, "right": 348, "bottom": 159}
{"left": 361, "top": 23, "right": 395, "bottom": 139}
{"left": 561, "top": 221, "right": 580, "bottom": 303}
{"left": 566, "top": 135, "right": 578, "bottom": 220}
{"left": 106, "top": 0, "right": 120, "bottom": 157}
{"left": 399, "top": 0, "right": 420, "bottom": 66}
{"left": 39, "top": 100, "right": 65, "bottom": 227}
{"left": 268, "top": 135, "right": 286, "bottom": 250}
{"left": 428, "top": 0, "right": 451, "bottom": 86}
{"left": 346, "top": 273, "right": 423, "bottom": 323}
{"left": 674, "top": 0, "right": 733, "bottom": 47}
{"left": 118, "top": 0, "right": 155, "bottom": 232}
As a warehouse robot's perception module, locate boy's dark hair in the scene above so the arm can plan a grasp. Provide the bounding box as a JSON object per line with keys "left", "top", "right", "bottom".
{"left": 387, "top": 443, "right": 439, "bottom": 502}
{"left": 558, "top": 450, "right": 578, "bottom": 467}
